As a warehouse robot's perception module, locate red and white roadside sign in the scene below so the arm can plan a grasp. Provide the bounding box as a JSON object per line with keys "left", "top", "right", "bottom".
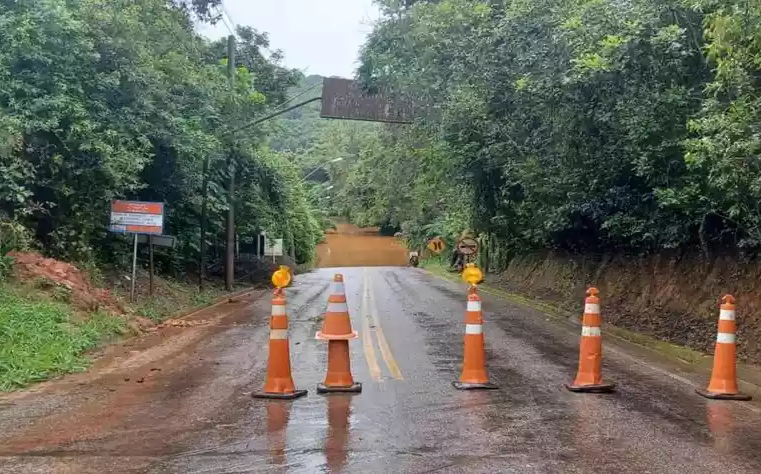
{"left": 109, "top": 200, "right": 164, "bottom": 235}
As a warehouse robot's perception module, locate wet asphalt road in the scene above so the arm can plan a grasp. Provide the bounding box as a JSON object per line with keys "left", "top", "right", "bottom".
{"left": 3, "top": 267, "right": 761, "bottom": 473}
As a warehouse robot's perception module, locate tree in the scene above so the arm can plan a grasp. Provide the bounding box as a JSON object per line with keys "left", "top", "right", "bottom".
{"left": 340, "top": 0, "right": 713, "bottom": 262}
{"left": 0, "top": 0, "right": 324, "bottom": 273}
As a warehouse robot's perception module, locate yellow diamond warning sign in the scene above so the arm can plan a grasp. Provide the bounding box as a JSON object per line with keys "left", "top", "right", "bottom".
{"left": 427, "top": 237, "right": 445, "bottom": 254}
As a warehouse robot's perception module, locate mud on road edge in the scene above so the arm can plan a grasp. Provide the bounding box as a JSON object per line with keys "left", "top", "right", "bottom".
{"left": 0, "top": 286, "right": 268, "bottom": 401}
{"left": 161, "top": 286, "right": 262, "bottom": 321}
{"left": 422, "top": 263, "right": 761, "bottom": 402}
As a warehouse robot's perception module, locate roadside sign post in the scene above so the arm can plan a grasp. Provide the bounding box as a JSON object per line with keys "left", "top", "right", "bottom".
{"left": 131, "top": 234, "right": 138, "bottom": 302}
{"left": 457, "top": 237, "right": 479, "bottom": 264}
{"left": 109, "top": 200, "right": 165, "bottom": 303}
{"left": 256, "top": 231, "right": 265, "bottom": 259}
{"left": 136, "top": 234, "right": 176, "bottom": 297}
{"left": 148, "top": 235, "right": 154, "bottom": 297}
{"left": 264, "top": 237, "right": 284, "bottom": 264}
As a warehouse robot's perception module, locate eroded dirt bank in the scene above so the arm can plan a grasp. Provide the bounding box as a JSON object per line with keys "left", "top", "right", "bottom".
{"left": 490, "top": 251, "right": 761, "bottom": 363}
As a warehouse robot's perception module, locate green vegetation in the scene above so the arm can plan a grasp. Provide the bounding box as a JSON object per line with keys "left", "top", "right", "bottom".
{"left": 0, "top": 0, "right": 331, "bottom": 390}
{"left": 286, "top": 0, "right": 761, "bottom": 269}
{"left": 133, "top": 285, "right": 221, "bottom": 322}
{"left": 0, "top": 286, "right": 125, "bottom": 391}
{"left": 5, "top": 0, "right": 761, "bottom": 386}
{"left": 0, "top": 0, "right": 325, "bottom": 271}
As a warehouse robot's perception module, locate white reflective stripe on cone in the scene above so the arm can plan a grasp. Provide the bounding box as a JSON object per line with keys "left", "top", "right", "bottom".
{"left": 270, "top": 329, "right": 288, "bottom": 340}
{"left": 271, "top": 305, "right": 286, "bottom": 316}
{"left": 716, "top": 332, "right": 736, "bottom": 344}
{"left": 327, "top": 302, "right": 349, "bottom": 313}
{"left": 719, "top": 309, "right": 736, "bottom": 321}
{"left": 466, "top": 301, "right": 481, "bottom": 312}
{"left": 331, "top": 282, "right": 346, "bottom": 294}
{"left": 465, "top": 324, "right": 483, "bottom": 335}
{"left": 584, "top": 303, "right": 600, "bottom": 314}
{"left": 581, "top": 326, "right": 601, "bottom": 337}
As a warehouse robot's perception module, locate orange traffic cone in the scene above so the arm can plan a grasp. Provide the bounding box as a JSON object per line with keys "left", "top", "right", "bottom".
{"left": 566, "top": 287, "right": 615, "bottom": 393}
{"left": 453, "top": 287, "right": 497, "bottom": 390}
{"left": 316, "top": 274, "right": 362, "bottom": 393}
{"left": 253, "top": 289, "right": 308, "bottom": 400}
{"left": 316, "top": 274, "right": 358, "bottom": 340}
{"left": 696, "top": 295, "right": 751, "bottom": 400}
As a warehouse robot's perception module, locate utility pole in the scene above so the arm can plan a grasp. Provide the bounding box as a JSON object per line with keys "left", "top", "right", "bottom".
{"left": 202, "top": 63, "right": 323, "bottom": 284}
{"left": 199, "top": 155, "right": 209, "bottom": 291}
{"left": 225, "top": 35, "right": 236, "bottom": 292}
{"left": 288, "top": 222, "right": 296, "bottom": 261}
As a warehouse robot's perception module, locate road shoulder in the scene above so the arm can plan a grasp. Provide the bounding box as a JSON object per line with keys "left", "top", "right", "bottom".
{"left": 423, "top": 263, "right": 761, "bottom": 402}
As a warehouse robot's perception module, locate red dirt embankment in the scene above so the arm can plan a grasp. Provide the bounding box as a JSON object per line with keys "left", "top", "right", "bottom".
{"left": 491, "top": 251, "right": 761, "bottom": 364}
{"left": 316, "top": 223, "right": 408, "bottom": 267}
{"left": 9, "top": 251, "right": 126, "bottom": 315}
{"left": 5, "top": 251, "right": 233, "bottom": 333}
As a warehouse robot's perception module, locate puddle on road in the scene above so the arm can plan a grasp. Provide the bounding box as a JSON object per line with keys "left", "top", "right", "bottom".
{"left": 257, "top": 395, "right": 356, "bottom": 473}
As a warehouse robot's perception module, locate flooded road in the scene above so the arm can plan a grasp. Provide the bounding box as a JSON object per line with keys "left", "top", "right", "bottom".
{"left": 2, "top": 265, "right": 761, "bottom": 473}
{"left": 315, "top": 223, "right": 408, "bottom": 268}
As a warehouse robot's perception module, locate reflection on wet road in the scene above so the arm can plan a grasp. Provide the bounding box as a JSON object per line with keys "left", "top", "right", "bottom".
{"left": 2, "top": 267, "right": 761, "bottom": 473}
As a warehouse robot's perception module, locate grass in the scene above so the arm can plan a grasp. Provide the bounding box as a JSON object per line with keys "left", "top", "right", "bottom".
{"left": 0, "top": 256, "right": 252, "bottom": 391}
{"left": 134, "top": 288, "right": 221, "bottom": 322}
{"left": 0, "top": 285, "right": 125, "bottom": 391}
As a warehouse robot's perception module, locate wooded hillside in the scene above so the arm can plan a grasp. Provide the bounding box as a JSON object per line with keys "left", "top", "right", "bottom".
{"left": 304, "top": 0, "right": 761, "bottom": 268}
{"left": 0, "top": 0, "right": 324, "bottom": 275}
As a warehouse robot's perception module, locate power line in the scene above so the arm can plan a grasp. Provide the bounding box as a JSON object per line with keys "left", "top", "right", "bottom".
{"left": 224, "top": 96, "right": 322, "bottom": 138}
{"left": 215, "top": 6, "right": 254, "bottom": 70}
{"left": 217, "top": 10, "right": 235, "bottom": 35}
{"left": 278, "top": 82, "right": 321, "bottom": 108}
{"left": 216, "top": 3, "right": 264, "bottom": 71}
{"left": 219, "top": 2, "right": 277, "bottom": 58}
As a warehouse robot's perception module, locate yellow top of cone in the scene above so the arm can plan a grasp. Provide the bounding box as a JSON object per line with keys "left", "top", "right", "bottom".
{"left": 272, "top": 265, "right": 292, "bottom": 289}
{"left": 462, "top": 263, "right": 483, "bottom": 286}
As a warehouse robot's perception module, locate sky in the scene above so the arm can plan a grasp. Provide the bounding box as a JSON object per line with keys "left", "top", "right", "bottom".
{"left": 197, "top": 0, "right": 381, "bottom": 79}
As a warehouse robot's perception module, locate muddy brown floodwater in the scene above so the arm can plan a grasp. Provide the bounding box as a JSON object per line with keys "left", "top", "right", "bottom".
{"left": 316, "top": 223, "right": 408, "bottom": 268}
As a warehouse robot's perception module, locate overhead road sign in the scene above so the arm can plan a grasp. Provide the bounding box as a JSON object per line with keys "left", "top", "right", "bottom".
{"left": 320, "top": 77, "right": 419, "bottom": 124}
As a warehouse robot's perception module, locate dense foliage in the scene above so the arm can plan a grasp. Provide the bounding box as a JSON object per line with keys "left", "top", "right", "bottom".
{"left": 6, "top": 0, "right": 760, "bottom": 278}
{"left": 0, "top": 0, "right": 324, "bottom": 275}
{"left": 303, "top": 0, "right": 761, "bottom": 266}
{"left": 268, "top": 75, "right": 379, "bottom": 233}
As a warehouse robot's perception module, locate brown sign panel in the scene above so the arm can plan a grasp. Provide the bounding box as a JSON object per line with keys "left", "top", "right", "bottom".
{"left": 320, "top": 77, "right": 417, "bottom": 124}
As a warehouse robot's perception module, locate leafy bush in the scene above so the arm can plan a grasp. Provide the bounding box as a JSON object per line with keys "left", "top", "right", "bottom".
{"left": 0, "top": 254, "right": 13, "bottom": 282}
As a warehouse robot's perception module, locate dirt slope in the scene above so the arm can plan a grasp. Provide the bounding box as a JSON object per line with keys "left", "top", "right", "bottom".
{"left": 490, "top": 251, "right": 761, "bottom": 364}
{"left": 9, "top": 251, "right": 126, "bottom": 315}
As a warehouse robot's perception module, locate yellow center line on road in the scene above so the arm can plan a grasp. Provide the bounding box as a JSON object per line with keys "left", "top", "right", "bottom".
{"left": 361, "top": 269, "right": 382, "bottom": 381}
{"left": 367, "top": 271, "right": 404, "bottom": 381}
